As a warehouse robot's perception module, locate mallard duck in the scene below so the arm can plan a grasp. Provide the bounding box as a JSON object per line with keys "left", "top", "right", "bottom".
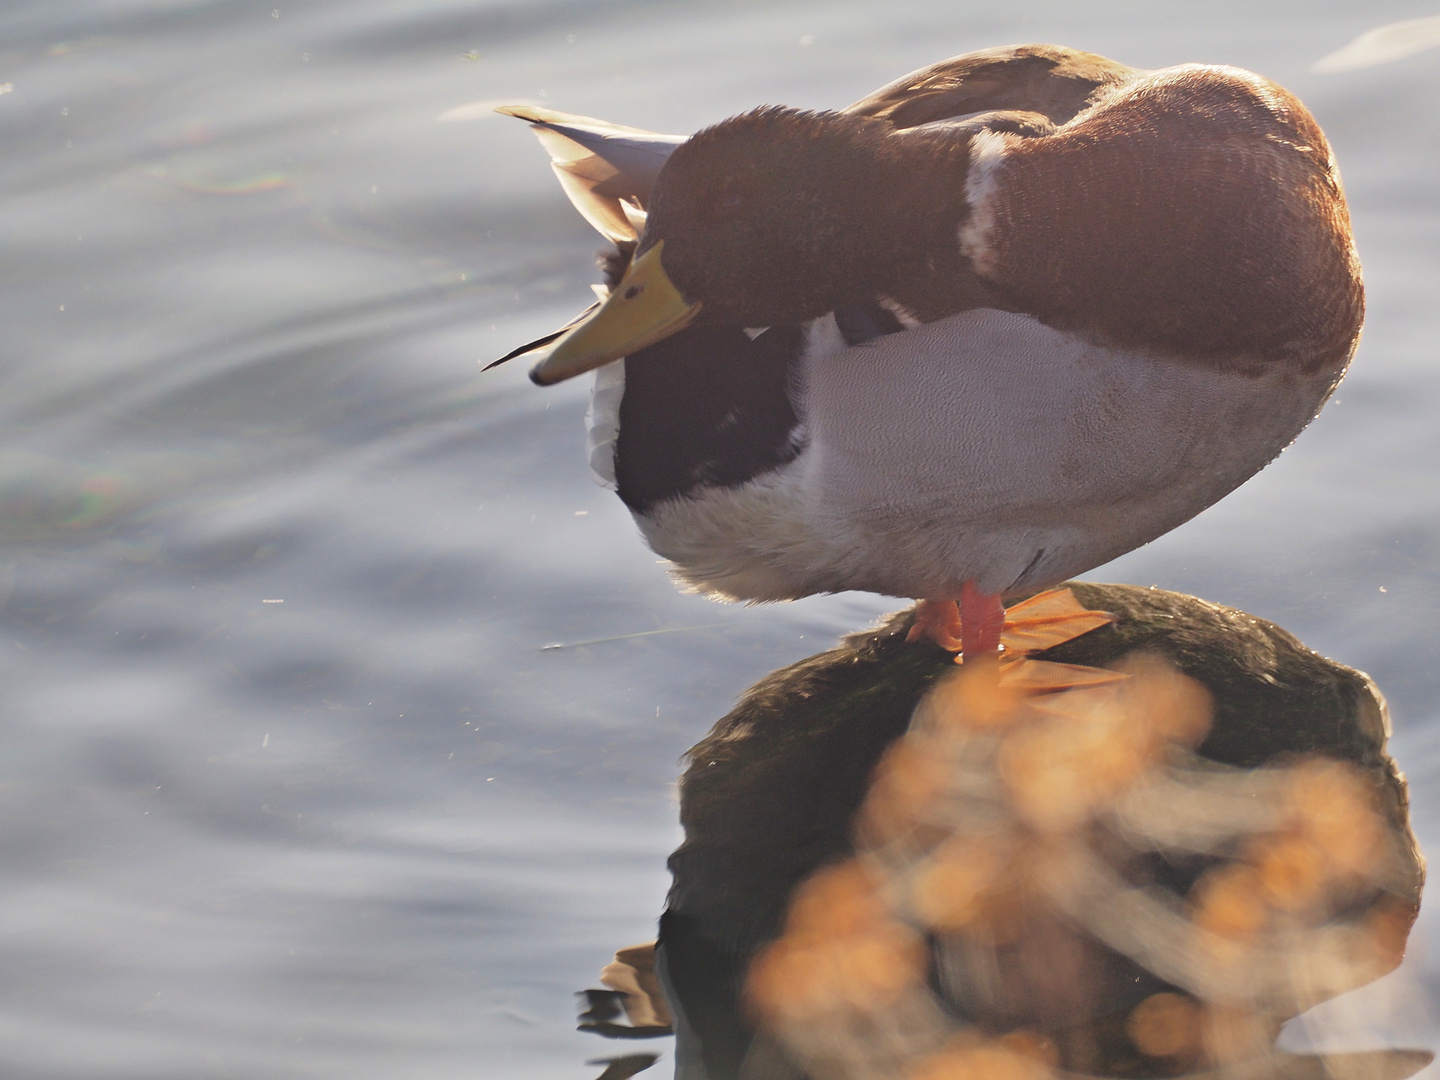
{"left": 492, "top": 44, "right": 1362, "bottom": 661}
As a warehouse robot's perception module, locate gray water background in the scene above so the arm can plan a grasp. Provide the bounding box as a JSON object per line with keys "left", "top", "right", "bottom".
{"left": 1, "top": 1, "right": 1438, "bottom": 1076}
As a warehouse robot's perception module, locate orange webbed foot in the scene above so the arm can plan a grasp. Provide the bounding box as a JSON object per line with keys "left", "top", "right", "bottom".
{"left": 999, "top": 587, "right": 1116, "bottom": 655}
{"left": 906, "top": 599, "right": 964, "bottom": 652}
{"left": 995, "top": 587, "right": 1122, "bottom": 693}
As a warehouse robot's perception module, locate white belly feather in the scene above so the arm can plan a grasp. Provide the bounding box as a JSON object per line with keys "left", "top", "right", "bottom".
{"left": 630, "top": 309, "right": 1338, "bottom": 602}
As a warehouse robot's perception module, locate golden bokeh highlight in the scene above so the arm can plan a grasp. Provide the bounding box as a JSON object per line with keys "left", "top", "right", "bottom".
{"left": 922, "top": 661, "right": 1022, "bottom": 731}
{"left": 1287, "top": 759, "right": 1387, "bottom": 882}
{"left": 1113, "top": 653, "right": 1214, "bottom": 747}
{"left": 747, "top": 859, "right": 926, "bottom": 1025}
{"left": 909, "top": 831, "right": 1012, "bottom": 933}
{"left": 1250, "top": 834, "right": 1328, "bottom": 914}
{"left": 784, "top": 860, "right": 891, "bottom": 941}
{"left": 1191, "top": 864, "right": 1271, "bottom": 941}
{"left": 997, "top": 1029, "right": 1060, "bottom": 1068}
{"left": 907, "top": 1033, "right": 1053, "bottom": 1080}
{"left": 1126, "top": 992, "right": 1203, "bottom": 1060}
{"left": 857, "top": 738, "right": 953, "bottom": 846}
{"left": 997, "top": 659, "right": 1211, "bottom": 835}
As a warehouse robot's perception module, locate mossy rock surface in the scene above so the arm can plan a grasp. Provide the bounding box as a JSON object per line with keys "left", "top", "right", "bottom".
{"left": 659, "top": 582, "right": 1424, "bottom": 1080}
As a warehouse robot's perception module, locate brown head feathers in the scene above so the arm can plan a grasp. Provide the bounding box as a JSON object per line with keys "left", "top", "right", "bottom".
{"left": 633, "top": 46, "right": 1362, "bottom": 377}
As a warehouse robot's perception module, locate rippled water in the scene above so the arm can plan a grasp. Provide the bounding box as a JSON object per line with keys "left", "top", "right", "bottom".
{"left": 1, "top": 1, "right": 1438, "bottom": 1076}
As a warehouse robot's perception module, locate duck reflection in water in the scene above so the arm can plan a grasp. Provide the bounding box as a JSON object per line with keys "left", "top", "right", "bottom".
{"left": 569, "top": 585, "right": 1425, "bottom": 1080}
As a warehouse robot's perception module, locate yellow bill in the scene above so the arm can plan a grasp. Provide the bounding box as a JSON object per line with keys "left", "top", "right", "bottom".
{"left": 530, "top": 241, "right": 702, "bottom": 385}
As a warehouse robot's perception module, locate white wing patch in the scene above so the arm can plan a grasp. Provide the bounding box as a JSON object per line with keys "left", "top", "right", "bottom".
{"left": 958, "top": 128, "right": 1010, "bottom": 277}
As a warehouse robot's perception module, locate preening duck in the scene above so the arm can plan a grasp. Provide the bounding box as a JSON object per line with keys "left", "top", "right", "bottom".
{"left": 493, "top": 44, "right": 1362, "bottom": 661}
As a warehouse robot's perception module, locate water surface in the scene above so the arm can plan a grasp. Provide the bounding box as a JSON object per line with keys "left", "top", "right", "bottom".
{"left": 1, "top": 1, "right": 1438, "bottom": 1076}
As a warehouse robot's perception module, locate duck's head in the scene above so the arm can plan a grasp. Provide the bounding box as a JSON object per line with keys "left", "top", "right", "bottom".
{"left": 641, "top": 108, "right": 896, "bottom": 324}
{"left": 531, "top": 107, "right": 899, "bottom": 385}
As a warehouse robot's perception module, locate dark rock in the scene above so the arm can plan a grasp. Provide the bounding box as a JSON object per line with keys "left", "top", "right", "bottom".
{"left": 660, "top": 582, "right": 1425, "bottom": 1080}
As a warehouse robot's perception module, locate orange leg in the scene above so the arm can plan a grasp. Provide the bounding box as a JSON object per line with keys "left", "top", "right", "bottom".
{"left": 959, "top": 580, "right": 1005, "bottom": 664}
{"left": 905, "top": 582, "right": 1007, "bottom": 663}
